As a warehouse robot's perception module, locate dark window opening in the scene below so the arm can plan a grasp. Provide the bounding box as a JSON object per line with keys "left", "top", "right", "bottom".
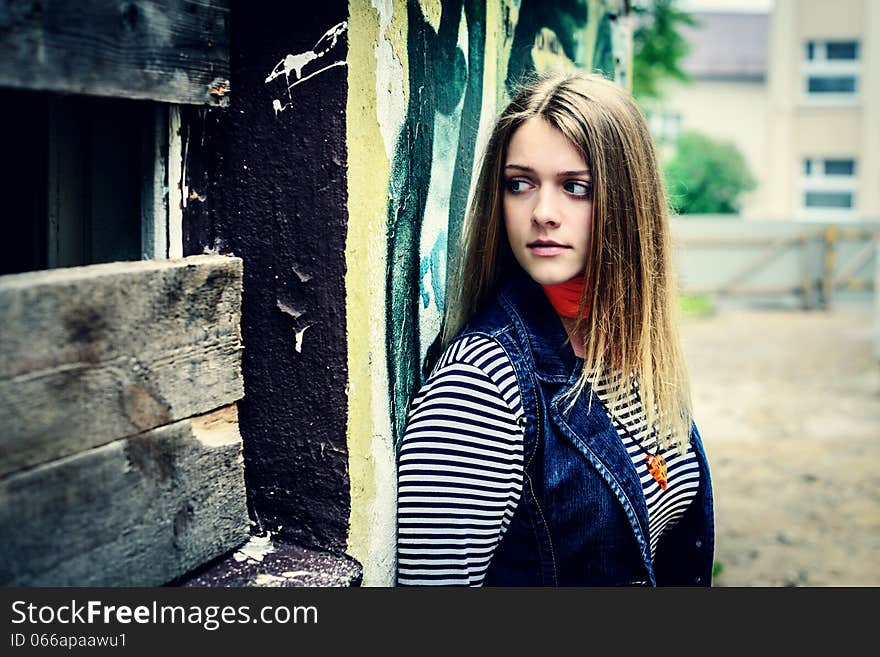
{"left": 824, "top": 159, "right": 855, "bottom": 176}
{"left": 805, "top": 191, "right": 853, "bottom": 209}
{"left": 807, "top": 76, "right": 857, "bottom": 93}
{"left": 2, "top": 89, "right": 157, "bottom": 276}
{"left": 825, "top": 41, "right": 858, "bottom": 60}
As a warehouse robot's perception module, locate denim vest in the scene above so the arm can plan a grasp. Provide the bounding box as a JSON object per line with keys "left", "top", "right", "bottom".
{"left": 454, "top": 267, "right": 715, "bottom": 586}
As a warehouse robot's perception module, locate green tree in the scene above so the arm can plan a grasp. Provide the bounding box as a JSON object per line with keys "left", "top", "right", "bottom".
{"left": 664, "top": 132, "right": 756, "bottom": 214}
{"left": 632, "top": 0, "right": 696, "bottom": 101}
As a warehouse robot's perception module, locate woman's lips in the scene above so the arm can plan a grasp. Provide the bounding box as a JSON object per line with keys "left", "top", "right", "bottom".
{"left": 527, "top": 243, "right": 571, "bottom": 256}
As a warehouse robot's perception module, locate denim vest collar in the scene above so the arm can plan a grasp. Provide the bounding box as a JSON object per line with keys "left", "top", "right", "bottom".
{"left": 496, "top": 264, "right": 581, "bottom": 385}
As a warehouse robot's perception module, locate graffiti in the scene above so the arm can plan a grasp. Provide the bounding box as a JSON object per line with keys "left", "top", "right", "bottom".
{"left": 383, "top": 0, "right": 628, "bottom": 449}
{"left": 266, "top": 21, "right": 349, "bottom": 115}
{"left": 505, "top": 0, "right": 588, "bottom": 94}
{"left": 385, "top": 0, "right": 486, "bottom": 448}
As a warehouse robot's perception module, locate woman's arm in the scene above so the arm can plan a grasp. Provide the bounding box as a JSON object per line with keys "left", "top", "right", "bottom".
{"left": 396, "top": 336, "right": 524, "bottom": 586}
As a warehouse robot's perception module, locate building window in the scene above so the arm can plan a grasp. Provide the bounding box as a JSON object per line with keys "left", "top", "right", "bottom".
{"left": 825, "top": 41, "right": 858, "bottom": 60}
{"left": 804, "top": 191, "right": 853, "bottom": 209}
{"left": 803, "top": 40, "right": 860, "bottom": 104}
{"left": 800, "top": 157, "right": 857, "bottom": 218}
{"left": 1, "top": 89, "right": 179, "bottom": 277}
{"left": 807, "top": 76, "right": 856, "bottom": 93}
{"left": 824, "top": 159, "right": 855, "bottom": 176}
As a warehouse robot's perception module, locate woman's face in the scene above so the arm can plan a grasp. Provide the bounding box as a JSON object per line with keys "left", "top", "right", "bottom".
{"left": 502, "top": 117, "right": 593, "bottom": 286}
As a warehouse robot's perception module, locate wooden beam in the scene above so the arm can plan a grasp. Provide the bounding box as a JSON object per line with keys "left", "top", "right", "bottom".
{"left": 836, "top": 228, "right": 879, "bottom": 241}
{"left": 676, "top": 234, "right": 816, "bottom": 247}
{"left": 0, "top": 0, "right": 230, "bottom": 106}
{"left": 717, "top": 236, "right": 801, "bottom": 294}
{"left": 682, "top": 286, "right": 804, "bottom": 296}
{"left": 0, "top": 255, "right": 244, "bottom": 478}
{"left": 833, "top": 240, "right": 877, "bottom": 286}
{"left": 0, "top": 405, "right": 249, "bottom": 586}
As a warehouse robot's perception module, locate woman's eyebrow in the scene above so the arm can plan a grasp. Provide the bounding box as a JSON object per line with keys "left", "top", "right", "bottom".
{"left": 504, "top": 164, "right": 591, "bottom": 177}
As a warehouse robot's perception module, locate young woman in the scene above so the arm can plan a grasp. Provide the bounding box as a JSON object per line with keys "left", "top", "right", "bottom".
{"left": 396, "top": 72, "right": 714, "bottom": 586}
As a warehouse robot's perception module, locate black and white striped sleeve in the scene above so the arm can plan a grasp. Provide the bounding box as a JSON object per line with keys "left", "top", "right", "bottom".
{"left": 396, "top": 335, "right": 525, "bottom": 586}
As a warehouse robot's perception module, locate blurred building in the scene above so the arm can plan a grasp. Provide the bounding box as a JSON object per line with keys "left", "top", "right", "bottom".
{"left": 767, "top": 0, "right": 879, "bottom": 221}
{"left": 650, "top": 0, "right": 880, "bottom": 221}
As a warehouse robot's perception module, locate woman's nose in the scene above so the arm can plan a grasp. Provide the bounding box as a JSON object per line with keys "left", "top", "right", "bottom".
{"left": 532, "top": 188, "right": 561, "bottom": 227}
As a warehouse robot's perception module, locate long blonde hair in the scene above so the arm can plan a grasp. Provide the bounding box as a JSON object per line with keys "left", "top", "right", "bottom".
{"left": 443, "top": 72, "right": 693, "bottom": 450}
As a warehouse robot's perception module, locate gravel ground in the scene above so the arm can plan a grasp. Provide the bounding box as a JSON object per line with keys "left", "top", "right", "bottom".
{"left": 680, "top": 306, "right": 880, "bottom": 587}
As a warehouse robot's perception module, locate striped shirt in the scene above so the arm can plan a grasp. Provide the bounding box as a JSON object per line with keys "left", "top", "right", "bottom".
{"left": 397, "top": 335, "right": 699, "bottom": 586}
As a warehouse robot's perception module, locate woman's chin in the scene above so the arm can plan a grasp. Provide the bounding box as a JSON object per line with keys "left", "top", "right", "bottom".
{"left": 526, "top": 270, "right": 581, "bottom": 286}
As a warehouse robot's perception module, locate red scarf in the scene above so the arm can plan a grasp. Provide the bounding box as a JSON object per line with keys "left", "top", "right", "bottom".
{"left": 541, "top": 276, "right": 590, "bottom": 318}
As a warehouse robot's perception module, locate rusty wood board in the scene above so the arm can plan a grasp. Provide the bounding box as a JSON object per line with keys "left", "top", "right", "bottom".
{"left": 0, "top": 405, "right": 249, "bottom": 586}
{"left": 0, "top": 255, "right": 244, "bottom": 478}
{"left": 0, "top": 0, "right": 230, "bottom": 105}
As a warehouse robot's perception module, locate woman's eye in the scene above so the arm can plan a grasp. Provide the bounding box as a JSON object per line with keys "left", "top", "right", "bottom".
{"left": 564, "top": 181, "right": 593, "bottom": 197}
{"left": 505, "top": 179, "right": 532, "bottom": 193}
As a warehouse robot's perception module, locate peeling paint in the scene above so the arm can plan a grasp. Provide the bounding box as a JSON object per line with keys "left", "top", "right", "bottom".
{"left": 276, "top": 298, "right": 305, "bottom": 320}
{"left": 266, "top": 21, "right": 349, "bottom": 115}
{"left": 292, "top": 265, "right": 313, "bottom": 283}
{"left": 233, "top": 532, "right": 275, "bottom": 563}
{"left": 253, "top": 573, "right": 288, "bottom": 586}
{"left": 294, "top": 325, "right": 312, "bottom": 353}
{"left": 372, "top": 0, "right": 406, "bottom": 162}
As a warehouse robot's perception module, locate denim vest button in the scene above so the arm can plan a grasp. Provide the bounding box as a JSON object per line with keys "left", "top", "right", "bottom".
{"left": 695, "top": 540, "right": 702, "bottom": 548}
{"left": 695, "top": 576, "right": 702, "bottom": 583}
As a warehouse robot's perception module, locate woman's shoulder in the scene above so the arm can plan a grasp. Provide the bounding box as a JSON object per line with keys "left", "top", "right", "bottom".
{"left": 436, "top": 333, "right": 508, "bottom": 368}
{"left": 425, "top": 334, "right": 524, "bottom": 420}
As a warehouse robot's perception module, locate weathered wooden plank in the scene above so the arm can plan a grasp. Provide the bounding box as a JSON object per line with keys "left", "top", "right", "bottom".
{"left": 0, "top": 405, "right": 249, "bottom": 586}
{"left": 0, "top": 255, "right": 244, "bottom": 478}
{"left": 0, "top": 0, "right": 230, "bottom": 106}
